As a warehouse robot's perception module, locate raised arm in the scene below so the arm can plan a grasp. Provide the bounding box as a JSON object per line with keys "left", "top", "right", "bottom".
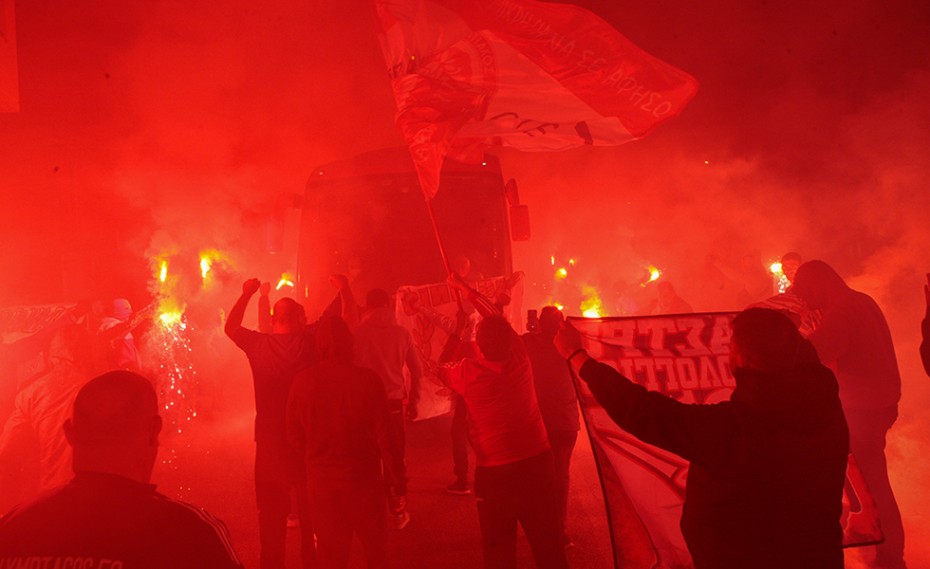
{"left": 258, "top": 282, "right": 272, "bottom": 334}
{"left": 311, "top": 275, "right": 359, "bottom": 329}
{"left": 225, "top": 279, "right": 261, "bottom": 338}
{"left": 448, "top": 273, "right": 501, "bottom": 319}
{"left": 555, "top": 320, "right": 737, "bottom": 468}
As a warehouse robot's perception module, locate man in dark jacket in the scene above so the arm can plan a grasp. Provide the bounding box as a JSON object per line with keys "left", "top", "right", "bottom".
{"left": 555, "top": 308, "right": 849, "bottom": 569}
{"left": 793, "top": 260, "right": 906, "bottom": 569}
{"left": 0, "top": 371, "right": 243, "bottom": 569}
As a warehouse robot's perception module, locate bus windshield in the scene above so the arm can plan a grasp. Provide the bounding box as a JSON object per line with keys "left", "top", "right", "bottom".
{"left": 297, "top": 148, "right": 513, "bottom": 312}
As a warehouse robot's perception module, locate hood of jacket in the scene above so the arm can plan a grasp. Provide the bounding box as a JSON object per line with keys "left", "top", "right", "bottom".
{"left": 730, "top": 362, "right": 843, "bottom": 435}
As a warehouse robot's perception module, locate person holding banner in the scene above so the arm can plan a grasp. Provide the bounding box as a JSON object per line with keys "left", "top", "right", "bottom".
{"left": 439, "top": 274, "right": 568, "bottom": 569}
{"left": 555, "top": 308, "right": 849, "bottom": 569}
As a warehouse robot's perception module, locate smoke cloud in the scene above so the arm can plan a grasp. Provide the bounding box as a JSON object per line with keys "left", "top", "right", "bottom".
{"left": 1, "top": 0, "right": 928, "bottom": 566}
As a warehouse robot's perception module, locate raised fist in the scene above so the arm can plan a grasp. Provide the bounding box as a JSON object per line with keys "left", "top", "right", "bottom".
{"left": 329, "top": 274, "right": 349, "bottom": 290}
{"left": 242, "top": 278, "right": 261, "bottom": 296}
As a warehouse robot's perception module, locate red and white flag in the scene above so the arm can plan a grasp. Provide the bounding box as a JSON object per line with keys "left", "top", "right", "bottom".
{"left": 374, "top": 0, "right": 699, "bottom": 198}
{"left": 570, "top": 313, "right": 882, "bottom": 568}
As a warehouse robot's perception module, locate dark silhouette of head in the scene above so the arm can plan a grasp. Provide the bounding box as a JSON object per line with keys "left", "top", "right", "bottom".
{"left": 64, "top": 371, "right": 162, "bottom": 483}
{"left": 476, "top": 314, "right": 513, "bottom": 362}
{"left": 731, "top": 308, "right": 810, "bottom": 373}
{"left": 316, "top": 315, "right": 354, "bottom": 364}
{"left": 792, "top": 260, "right": 849, "bottom": 309}
{"left": 366, "top": 288, "right": 391, "bottom": 310}
{"left": 538, "top": 306, "right": 564, "bottom": 338}
{"left": 272, "top": 297, "right": 306, "bottom": 333}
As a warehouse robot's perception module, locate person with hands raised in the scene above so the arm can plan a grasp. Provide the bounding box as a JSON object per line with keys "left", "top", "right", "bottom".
{"left": 226, "top": 275, "right": 354, "bottom": 569}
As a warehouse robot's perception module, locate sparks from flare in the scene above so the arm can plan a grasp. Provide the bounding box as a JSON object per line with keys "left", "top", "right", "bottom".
{"left": 153, "top": 312, "right": 197, "bottom": 436}
{"left": 149, "top": 253, "right": 199, "bottom": 437}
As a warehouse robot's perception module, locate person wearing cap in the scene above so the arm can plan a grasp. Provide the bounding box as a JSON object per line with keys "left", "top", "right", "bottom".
{"left": 97, "top": 298, "right": 144, "bottom": 372}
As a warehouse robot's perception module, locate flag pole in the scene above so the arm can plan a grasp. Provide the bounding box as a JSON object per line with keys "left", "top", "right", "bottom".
{"left": 425, "top": 197, "right": 453, "bottom": 275}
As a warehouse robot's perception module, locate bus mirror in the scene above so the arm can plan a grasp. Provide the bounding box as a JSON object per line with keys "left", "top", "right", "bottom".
{"left": 510, "top": 204, "right": 530, "bottom": 241}
{"left": 504, "top": 178, "right": 519, "bottom": 206}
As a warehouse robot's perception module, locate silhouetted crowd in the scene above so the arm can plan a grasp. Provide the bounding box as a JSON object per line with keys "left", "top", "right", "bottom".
{"left": 0, "top": 259, "right": 921, "bottom": 569}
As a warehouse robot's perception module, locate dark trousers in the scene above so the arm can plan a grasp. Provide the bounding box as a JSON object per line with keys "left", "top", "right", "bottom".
{"left": 451, "top": 394, "right": 470, "bottom": 483}
{"left": 382, "top": 399, "right": 408, "bottom": 498}
{"left": 548, "top": 429, "right": 578, "bottom": 539}
{"left": 308, "top": 472, "right": 388, "bottom": 569}
{"left": 474, "top": 451, "right": 569, "bottom": 569}
{"left": 255, "top": 440, "right": 316, "bottom": 569}
{"left": 847, "top": 405, "right": 907, "bottom": 569}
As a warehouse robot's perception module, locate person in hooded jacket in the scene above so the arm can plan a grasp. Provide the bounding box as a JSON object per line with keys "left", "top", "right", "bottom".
{"left": 554, "top": 307, "right": 849, "bottom": 569}
{"left": 288, "top": 316, "right": 390, "bottom": 569}
{"left": 793, "top": 260, "right": 906, "bottom": 569}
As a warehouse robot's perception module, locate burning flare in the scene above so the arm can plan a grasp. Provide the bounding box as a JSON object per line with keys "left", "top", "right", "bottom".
{"left": 648, "top": 265, "right": 662, "bottom": 282}
{"left": 157, "top": 298, "right": 185, "bottom": 329}
{"left": 198, "top": 249, "right": 225, "bottom": 286}
{"left": 580, "top": 286, "right": 605, "bottom": 318}
{"left": 276, "top": 273, "right": 296, "bottom": 291}
{"left": 159, "top": 260, "right": 168, "bottom": 283}
{"left": 769, "top": 261, "right": 790, "bottom": 293}
{"left": 641, "top": 265, "right": 662, "bottom": 287}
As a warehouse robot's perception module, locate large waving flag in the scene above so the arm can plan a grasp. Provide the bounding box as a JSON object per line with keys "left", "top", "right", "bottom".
{"left": 374, "top": 0, "right": 699, "bottom": 198}
{"left": 569, "top": 313, "right": 882, "bottom": 569}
